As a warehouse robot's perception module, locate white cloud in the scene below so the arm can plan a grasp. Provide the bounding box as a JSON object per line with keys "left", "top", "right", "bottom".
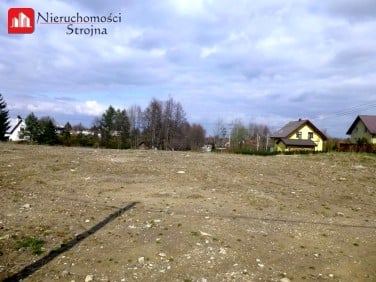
{"left": 170, "top": 0, "right": 207, "bottom": 15}
{"left": 26, "top": 102, "right": 71, "bottom": 114}
{"left": 200, "top": 46, "right": 218, "bottom": 58}
{"left": 75, "top": 101, "right": 107, "bottom": 116}
{"left": 2, "top": 0, "right": 376, "bottom": 137}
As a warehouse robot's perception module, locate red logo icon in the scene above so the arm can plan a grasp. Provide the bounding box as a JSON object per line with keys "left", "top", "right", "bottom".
{"left": 8, "top": 8, "right": 35, "bottom": 34}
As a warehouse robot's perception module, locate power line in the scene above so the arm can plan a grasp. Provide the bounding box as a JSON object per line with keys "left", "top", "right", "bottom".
{"left": 329, "top": 102, "right": 376, "bottom": 116}
{"left": 312, "top": 101, "right": 376, "bottom": 121}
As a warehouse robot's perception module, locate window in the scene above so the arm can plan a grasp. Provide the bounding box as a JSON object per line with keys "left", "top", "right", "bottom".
{"left": 296, "top": 132, "right": 302, "bottom": 139}
{"left": 308, "top": 132, "right": 313, "bottom": 139}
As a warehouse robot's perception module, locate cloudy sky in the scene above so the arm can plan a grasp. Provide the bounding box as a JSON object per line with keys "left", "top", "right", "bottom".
{"left": 1, "top": 0, "right": 376, "bottom": 137}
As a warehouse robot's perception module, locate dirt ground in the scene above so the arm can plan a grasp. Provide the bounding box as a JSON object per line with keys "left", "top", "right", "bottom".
{"left": 0, "top": 143, "right": 375, "bottom": 282}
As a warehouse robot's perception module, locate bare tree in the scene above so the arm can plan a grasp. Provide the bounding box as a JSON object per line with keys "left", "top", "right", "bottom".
{"left": 143, "top": 98, "right": 163, "bottom": 149}
{"left": 248, "top": 122, "right": 271, "bottom": 150}
{"left": 129, "top": 105, "right": 143, "bottom": 148}
{"left": 212, "top": 118, "right": 227, "bottom": 148}
{"left": 174, "top": 122, "right": 191, "bottom": 150}
{"left": 171, "top": 100, "right": 187, "bottom": 150}
{"left": 162, "top": 97, "right": 174, "bottom": 150}
{"left": 134, "top": 97, "right": 201, "bottom": 151}
{"left": 230, "top": 119, "right": 248, "bottom": 149}
{"left": 189, "top": 123, "right": 206, "bottom": 150}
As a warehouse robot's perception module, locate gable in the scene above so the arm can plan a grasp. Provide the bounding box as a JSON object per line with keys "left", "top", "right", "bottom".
{"left": 272, "top": 119, "right": 327, "bottom": 140}
{"left": 287, "top": 124, "right": 314, "bottom": 139}
{"left": 346, "top": 115, "right": 376, "bottom": 135}
{"left": 8, "top": 120, "right": 23, "bottom": 135}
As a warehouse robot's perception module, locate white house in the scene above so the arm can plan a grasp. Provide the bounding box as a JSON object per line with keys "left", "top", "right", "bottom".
{"left": 5, "top": 116, "right": 26, "bottom": 141}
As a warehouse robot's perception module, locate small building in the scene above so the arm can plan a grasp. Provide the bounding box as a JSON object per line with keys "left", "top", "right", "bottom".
{"left": 271, "top": 119, "right": 327, "bottom": 152}
{"left": 346, "top": 115, "right": 376, "bottom": 144}
{"left": 138, "top": 142, "right": 148, "bottom": 150}
{"left": 201, "top": 144, "right": 212, "bottom": 152}
{"left": 5, "top": 116, "right": 26, "bottom": 141}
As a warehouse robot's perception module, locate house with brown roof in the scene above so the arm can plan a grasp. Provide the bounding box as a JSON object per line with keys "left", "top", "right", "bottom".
{"left": 271, "top": 119, "right": 327, "bottom": 152}
{"left": 346, "top": 115, "right": 376, "bottom": 144}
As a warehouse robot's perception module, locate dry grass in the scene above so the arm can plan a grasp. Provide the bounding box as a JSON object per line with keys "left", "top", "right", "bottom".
{"left": 0, "top": 143, "right": 375, "bottom": 281}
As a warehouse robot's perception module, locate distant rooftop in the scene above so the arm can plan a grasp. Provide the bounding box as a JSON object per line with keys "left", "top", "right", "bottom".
{"left": 346, "top": 115, "right": 376, "bottom": 135}
{"left": 271, "top": 119, "right": 327, "bottom": 140}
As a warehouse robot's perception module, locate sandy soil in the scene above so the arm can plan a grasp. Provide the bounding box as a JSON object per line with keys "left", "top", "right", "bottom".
{"left": 0, "top": 143, "right": 375, "bottom": 282}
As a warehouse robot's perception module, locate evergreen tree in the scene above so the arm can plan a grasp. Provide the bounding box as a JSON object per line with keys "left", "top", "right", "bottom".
{"left": 100, "top": 105, "right": 116, "bottom": 147}
{"left": 22, "top": 112, "right": 40, "bottom": 142}
{"left": 114, "top": 109, "right": 130, "bottom": 149}
{"left": 37, "top": 117, "right": 58, "bottom": 145}
{"left": 61, "top": 122, "right": 72, "bottom": 146}
{"left": 0, "top": 93, "right": 10, "bottom": 141}
{"left": 99, "top": 106, "right": 131, "bottom": 149}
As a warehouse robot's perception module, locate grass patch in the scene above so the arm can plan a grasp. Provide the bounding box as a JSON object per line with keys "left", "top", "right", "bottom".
{"left": 14, "top": 236, "right": 45, "bottom": 255}
{"left": 190, "top": 231, "right": 198, "bottom": 236}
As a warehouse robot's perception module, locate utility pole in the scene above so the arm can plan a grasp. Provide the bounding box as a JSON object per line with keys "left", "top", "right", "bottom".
{"left": 227, "top": 123, "right": 233, "bottom": 148}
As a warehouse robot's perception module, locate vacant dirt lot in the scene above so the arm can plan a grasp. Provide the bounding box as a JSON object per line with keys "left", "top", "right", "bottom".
{"left": 0, "top": 143, "right": 375, "bottom": 282}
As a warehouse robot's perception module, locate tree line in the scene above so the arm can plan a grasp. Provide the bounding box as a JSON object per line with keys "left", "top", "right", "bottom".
{"left": 17, "top": 97, "right": 206, "bottom": 150}
{"left": 1, "top": 93, "right": 274, "bottom": 152}
{"left": 211, "top": 118, "right": 272, "bottom": 151}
